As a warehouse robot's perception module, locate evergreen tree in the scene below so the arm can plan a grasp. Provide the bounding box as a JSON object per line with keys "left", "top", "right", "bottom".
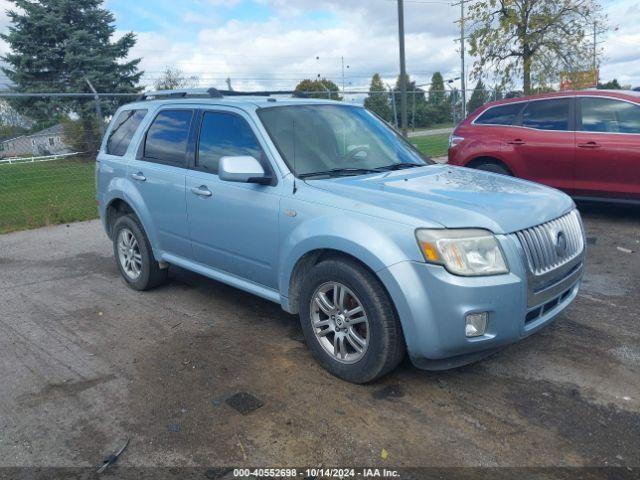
{"left": 597, "top": 79, "right": 622, "bottom": 90}
{"left": 490, "top": 85, "right": 505, "bottom": 102}
{"left": 393, "top": 74, "right": 429, "bottom": 128}
{"left": 1, "top": 0, "right": 142, "bottom": 149}
{"left": 294, "top": 78, "right": 342, "bottom": 100}
{"left": 426, "top": 72, "right": 451, "bottom": 124}
{"left": 467, "top": 79, "right": 488, "bottom": 114}
{"left": 428, "top": 72, "right": 446, "bottom": 106}
{"left": 364, "top": 74, "right": 391, "bottom": 121}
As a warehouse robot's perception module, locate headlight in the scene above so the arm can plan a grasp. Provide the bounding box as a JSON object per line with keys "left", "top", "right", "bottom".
{"left": 416, "top": 229, "right": 508, "bottom": 276}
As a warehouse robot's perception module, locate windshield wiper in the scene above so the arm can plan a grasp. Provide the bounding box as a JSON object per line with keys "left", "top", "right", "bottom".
{"left": 373, "top": 163, "right": 425, "bottom": 172}
{"left": 299, "top": 167, "right": 379, "bottom": 179}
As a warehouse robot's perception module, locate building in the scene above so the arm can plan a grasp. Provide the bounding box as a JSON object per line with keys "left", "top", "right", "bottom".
{"left": 0, "top": 124, "right": 72, "bottom": 158}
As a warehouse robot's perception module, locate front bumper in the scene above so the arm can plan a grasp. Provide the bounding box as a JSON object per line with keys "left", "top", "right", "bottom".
{"left": 377, "top": 235, "right": 584, "bottom": 369}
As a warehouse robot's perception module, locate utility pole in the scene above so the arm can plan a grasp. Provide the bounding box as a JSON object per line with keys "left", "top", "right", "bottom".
{"left": 397, "top": 0, "right": 408, "bottom": 137}
{"left": 593, "top": 22, "right": 598, "bottom": 86}
{"left": 453, "top": 0, "right": 467, "bottom": 119}
{"left": 460, "top": 0, "right": 467, "bottom": 119}
{"left": 591, "top": 22, "right": 614, "bottom": 87}
{"left": 341, "top": 57, "right": 350, "bottom": 95}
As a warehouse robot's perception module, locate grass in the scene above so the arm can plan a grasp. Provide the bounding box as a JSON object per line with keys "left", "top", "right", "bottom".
{"left": 417, "top": 122, "right": 454, "bottom": 131}
{"left": 412, "top": 133, "right": 450, "bottom": 158}
{"left": 0, "top": 157, "right": 98, "bottom": 234}
{"left": 0, "top": 134, "right": 450, "bottom": 234}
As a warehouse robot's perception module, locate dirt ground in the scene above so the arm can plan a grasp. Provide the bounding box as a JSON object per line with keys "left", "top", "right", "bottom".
{"left": 0, "top": 203, "right": 639, "bottom": 474}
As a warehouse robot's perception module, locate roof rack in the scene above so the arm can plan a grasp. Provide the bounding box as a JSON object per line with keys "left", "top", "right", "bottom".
{"left": 137, "top": 88, "right": 308, "bottom": 101}
{"left": 137, "top": 88, "right": 223, "bottom": 101}
{"left": 220, "top": 90, "right": 307, "bottom": 97}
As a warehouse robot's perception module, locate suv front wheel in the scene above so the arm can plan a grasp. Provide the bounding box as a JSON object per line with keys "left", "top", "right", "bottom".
{"left": 299, "top": 258, "right": 405, "bottom": 383}
{"left": 112, "top": 214, "right": 168, "bottom": 291}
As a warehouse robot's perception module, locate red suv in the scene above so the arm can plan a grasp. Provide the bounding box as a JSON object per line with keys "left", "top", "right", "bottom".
{"left": 447, "top": 90, "right": 640, "bottom": 202}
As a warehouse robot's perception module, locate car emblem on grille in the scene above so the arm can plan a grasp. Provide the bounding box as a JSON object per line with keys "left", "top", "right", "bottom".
{"left": 555, "top": 231, "right": 567, "bottom": 256}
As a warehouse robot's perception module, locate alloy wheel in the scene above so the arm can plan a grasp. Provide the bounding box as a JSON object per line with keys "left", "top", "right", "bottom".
{"left": 117, "top": 228, "right": 143, "bottom": 280}
{"left": 310, "top": 282, "right": 370, "bottom": 364}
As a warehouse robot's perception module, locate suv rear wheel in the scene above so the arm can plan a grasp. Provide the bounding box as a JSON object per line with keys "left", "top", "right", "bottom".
{"left": 298, "top": 258, "right": 405, "bottom": 383}
{"left": 474, "top": 161, "right": 512, "bottom": 176}
{"left": 112, "top": 214, "right": 167, "bottom": 291}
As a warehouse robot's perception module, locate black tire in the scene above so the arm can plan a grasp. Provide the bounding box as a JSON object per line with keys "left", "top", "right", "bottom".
{"left": 298, "top": 258, "right": 405, "bottom": 383}
{"left": 111, "top": 214, "right": 167, "bottom": 291}
{"left": 474, "top": 162, "right": 512, "bottom": 176}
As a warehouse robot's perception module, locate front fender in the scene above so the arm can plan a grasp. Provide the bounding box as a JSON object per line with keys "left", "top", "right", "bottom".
{"left": 278, "top": 213, "right": 420, "bottom": 309}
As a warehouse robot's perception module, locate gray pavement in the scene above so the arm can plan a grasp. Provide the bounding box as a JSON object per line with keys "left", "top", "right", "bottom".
{"left": 0, "top": 205, "right": 639, "bottom": 468}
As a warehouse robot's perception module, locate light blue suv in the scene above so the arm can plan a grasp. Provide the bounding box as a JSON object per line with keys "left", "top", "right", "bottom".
{"left": 97, "top": 88, "right": 585, "bottom": 383}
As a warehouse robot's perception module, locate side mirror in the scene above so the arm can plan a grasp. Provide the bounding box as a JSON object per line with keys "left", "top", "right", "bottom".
{"left": 218, "top": 156, "right": 271, "bottom": 185}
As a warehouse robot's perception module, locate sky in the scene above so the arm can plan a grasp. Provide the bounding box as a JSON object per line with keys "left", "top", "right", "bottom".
{"left": 0, "top": 0, "right": 638, "bottom": 92}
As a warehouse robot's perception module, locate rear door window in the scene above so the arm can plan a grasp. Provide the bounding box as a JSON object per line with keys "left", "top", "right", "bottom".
{"left": 144, "top": 109, "right": 194, "bottom": 166}
{"left": 474, "top": 103, "right": 525, "bottom": 126}
{"left": 521, "top": 99, "right": 571, "bottom": 131}
{"left": 106, "top": 109, "right": 147, "bottom": 156}
{"left": 196, "top": 111, "right": 263, "bottom": 174}
{"left": 579, "top": 97, "right": 640, "bottom": 134}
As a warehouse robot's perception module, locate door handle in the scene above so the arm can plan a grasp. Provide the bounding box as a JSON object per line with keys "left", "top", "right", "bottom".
{"left": 578, "top": 141, "right": 601, "bottom": 148}
{"left": 507, "top": 139, "right": 526, "bottom": 145}
{"left": 131, "top": 172, "right": 146, "bottom": 182}
{"left": 191, "top": 185, "right": 213, "bottom": 197}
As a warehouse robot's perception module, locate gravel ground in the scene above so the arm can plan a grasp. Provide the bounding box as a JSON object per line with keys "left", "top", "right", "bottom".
{"left": 0, "top": 203, "right": 638, "bottom": 474}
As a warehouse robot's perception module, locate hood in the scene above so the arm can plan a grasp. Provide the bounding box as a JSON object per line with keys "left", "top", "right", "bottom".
{"left": 306, "top": 165, "right": 574, "bottom": 234}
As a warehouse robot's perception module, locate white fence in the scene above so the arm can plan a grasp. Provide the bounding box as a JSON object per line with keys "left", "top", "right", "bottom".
{"left": 0, "top": 151, "right": 84, "bottom": 166}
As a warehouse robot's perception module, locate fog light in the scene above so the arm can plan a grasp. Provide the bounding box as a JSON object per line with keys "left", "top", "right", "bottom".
{"left": 465, "top": 312, "right": 488, "bottom": 337}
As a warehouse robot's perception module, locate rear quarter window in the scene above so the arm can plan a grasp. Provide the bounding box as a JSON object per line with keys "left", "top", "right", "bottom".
{"left": 521, "top": 98, "right": 571, "bottom": 131}
{"left": 580, "top": 97, "right": 640, "bottom": 134}
{"left": 474, "top": 103, "right": 525, "bottom": 126}
{"left": 106, "top": 109, "right": 148, "bottom": 156}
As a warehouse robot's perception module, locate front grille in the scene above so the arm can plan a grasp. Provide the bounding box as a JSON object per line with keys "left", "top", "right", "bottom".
{"left": 514, "top": 210, "right": 584, "bottom": 276}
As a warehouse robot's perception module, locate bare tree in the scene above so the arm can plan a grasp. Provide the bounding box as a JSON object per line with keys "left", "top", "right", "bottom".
{"left": 468, "top": 0, "right": 604, "bottom": 94}
{"left": 154, "top": 66, "right": 199, "bottom": 91}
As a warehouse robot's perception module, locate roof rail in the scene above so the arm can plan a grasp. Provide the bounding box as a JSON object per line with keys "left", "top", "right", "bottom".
{"left": 137, "top": 88, "right": 308, "bottom": 101}
{"left": 137, "top": 88, "right": 223, "bottom": 101}
{"left": 218, "top": 90, "right": 307, "bottom": 97}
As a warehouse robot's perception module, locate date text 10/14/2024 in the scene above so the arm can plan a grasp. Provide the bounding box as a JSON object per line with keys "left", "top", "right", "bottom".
{"left": 232, "top": 468, "right": 400, "bottom": 478}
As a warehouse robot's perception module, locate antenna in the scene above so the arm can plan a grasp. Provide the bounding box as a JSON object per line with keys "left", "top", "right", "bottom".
{"left": 292, "top": 118, "right": 297, "bottom": 194}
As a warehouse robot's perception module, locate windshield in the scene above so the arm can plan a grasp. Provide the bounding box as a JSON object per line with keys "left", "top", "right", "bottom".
{"left": 257, "top": 104, "right": 432, "bottom": 177}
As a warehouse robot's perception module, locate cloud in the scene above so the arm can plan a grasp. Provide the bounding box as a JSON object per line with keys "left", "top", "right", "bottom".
{"left": 130, "top": 0, "right": 640, "bottom": 93}
{"left": 0, "top": 0, "right": 637, "bottom": 94}
{"left": 600, "top": 0, "right": 640, "bottom": 86}
{"left": 130, "top": 0, "right": 463, "bottom": 92}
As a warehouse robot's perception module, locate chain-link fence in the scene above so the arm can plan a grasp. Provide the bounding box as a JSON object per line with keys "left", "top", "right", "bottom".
{"left": 0, "top": 89, "right": 503, "bottom": 234}
{"left": 0, "top": 92, "right": 137, "bottom": 233}
{"left": 338, "top": 88, "right": 515, "bottom": 129}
